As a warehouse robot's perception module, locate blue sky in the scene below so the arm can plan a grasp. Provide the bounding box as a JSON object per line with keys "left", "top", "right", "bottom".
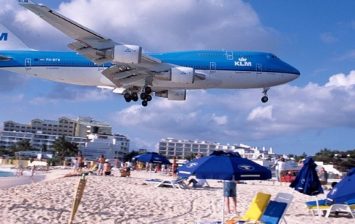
{"left": 0, "top": 0, "right": 354, "bottom": 155}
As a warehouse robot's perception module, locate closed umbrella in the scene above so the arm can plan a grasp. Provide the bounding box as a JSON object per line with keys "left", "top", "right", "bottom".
{"left": 327, "top": 168, "right": 355, "bottom": 203}
{"left": 178, "top": 151, "right": 272, "bottom": 222}
{"left": 68, "top": 174, "right": 87, "bottom": 224}
{"left": 290, "top": 157, "right": 323, "bottom": 215}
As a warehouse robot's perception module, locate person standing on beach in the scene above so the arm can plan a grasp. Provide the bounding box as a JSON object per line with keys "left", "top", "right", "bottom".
{"left": 97, "top": 154, "right": 105, "bottom": 175}
{"left": 318, "top": 167, "right": 328, "bottom": 185}
{"left": 77, "top": 152, "right": 85, "bottom": 173}
{"left": 274, "top": 158, "right": 286, "bottom": 181}
{"left": 224, "top": 180, "right": 237, "bottom": 214}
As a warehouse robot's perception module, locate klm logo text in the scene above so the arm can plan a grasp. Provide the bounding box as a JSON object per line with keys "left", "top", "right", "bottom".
{"left": 0, "top": 33, "right": 8, "bottom": 41}
{"left": 235, "top": 57, "right": 252, "bottom": 67}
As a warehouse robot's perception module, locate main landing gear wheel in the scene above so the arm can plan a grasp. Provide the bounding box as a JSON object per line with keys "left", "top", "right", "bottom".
{"left": 144, "top": 86, "right": 152, "bottom": 95}
{"left": 132, "top": 92, "right": 138, "bottom": 102}
{"left": 142, "top": 100, "right": 148, "bottom": 107}
{"left": 124, "top": 92, "right": 131, "bottom": 102}
{"left": 146, "top": 95, "right": 152, "bottom": 102}
{"left": 261, "top": 96, "right": 269, "bottom": 103}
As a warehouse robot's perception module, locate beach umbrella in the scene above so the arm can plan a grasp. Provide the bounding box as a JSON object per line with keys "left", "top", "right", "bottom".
{"left": 327, "top": 168, "right": 355, "bottom": 203}
{"left": 178, "top": 151, "right": 272, "bottom": 222}
{"left": 289, "top": 157, "right": 323, "bottom": 216}
{"left": 133, "top": 152, "right": 171, "bottom": 164}
{"left": 290, "top": 157, "right": 324, "bottom": 195}
{"left": 178, "top": 151, "right": 272, "bottom": 180}
{"left": 68, "top": 174, "right": 87, "bottom": 224}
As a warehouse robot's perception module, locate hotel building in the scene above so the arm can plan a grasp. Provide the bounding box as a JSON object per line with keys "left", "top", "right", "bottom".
{"left": 158, "top": 137, "right": 274, "bottom": 159}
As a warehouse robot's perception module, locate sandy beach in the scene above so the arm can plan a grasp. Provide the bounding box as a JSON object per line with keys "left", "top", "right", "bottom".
{"left": 0, "top": 170, "right": 353, "bottom": 224}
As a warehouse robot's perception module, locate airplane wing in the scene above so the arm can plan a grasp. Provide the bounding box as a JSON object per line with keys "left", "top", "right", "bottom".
{"left": 19, "top": 0, "right": 175, "bottom": 87}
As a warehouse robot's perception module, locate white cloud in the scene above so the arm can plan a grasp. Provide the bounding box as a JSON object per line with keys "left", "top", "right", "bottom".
{"left": 111, "top": 70, "right": 355, "bottom": 148}
{"left": 56, "top": 0, "right": 277, "bottom": 51}
{"left": 325, "top": 71, "right": 355, "bottom": 87}
{"left": 212, "top": 114, "right": 228, "bottom": 125}
{"left": 29, "top": 85, "right": 112, "bottom": 105}
{"left": 247, "top": 105, "right": 273, "bottom": 121}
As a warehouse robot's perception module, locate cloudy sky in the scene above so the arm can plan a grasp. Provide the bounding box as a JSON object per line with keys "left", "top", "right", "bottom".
{"left": 0, "top": 0, "right": 354, "bottom": 155}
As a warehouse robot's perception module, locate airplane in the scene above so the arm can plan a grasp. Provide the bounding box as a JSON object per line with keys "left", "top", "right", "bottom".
{"left": 0, "top": 0, "right": 300, "bottom": 107}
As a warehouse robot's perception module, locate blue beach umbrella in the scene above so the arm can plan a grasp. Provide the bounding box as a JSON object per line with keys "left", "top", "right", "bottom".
{"left": 290, "top": 157, "right": 324, "bottom": 196}
{"left": 178, "top": 151, "right": 272, "bottom": 180}
{"left": 327, "top": 168, "right": 355, "bottom": 204}
{"left": 133, "top": 152, "right": 171, "bottom": 164}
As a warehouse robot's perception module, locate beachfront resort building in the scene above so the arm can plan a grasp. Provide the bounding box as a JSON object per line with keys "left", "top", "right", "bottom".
{"left": 0, "top": 130, "right": 86, "bottom": 151}
{"left": 158, "top": 138, "right": 275, "bottom": 159}
{"left": 79, "top": 134, "right": 130, "bottom": 161}
{"left": 3, "top": 116, "right": 112, "bottom": 138}
{"left": 0, "top": 117, "right": 130, "bottom": 160}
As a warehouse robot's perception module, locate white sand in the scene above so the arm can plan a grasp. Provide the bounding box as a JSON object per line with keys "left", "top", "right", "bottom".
{"left": 0, "top": 170, "right": 353, "bottom": 224}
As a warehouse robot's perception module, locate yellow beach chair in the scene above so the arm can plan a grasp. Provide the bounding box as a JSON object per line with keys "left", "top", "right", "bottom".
{"left": 226, "top": 192, "right": 271, "bottom": 224}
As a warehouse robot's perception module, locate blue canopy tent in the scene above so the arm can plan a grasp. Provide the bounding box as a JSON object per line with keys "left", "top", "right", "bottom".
{"left": 289, "top": 157, "right": 323, "bottom": 216}
{"left": 327, "top": 168, "right": 355, "bottom": 204}
{"left": 133, "top": 152, "right": 171, "bottom": 165}
{"left": 178, "top": 151, "right": 272, "bottom": 222}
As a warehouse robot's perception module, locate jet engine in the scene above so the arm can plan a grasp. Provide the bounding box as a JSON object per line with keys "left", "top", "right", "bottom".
{"left": 156, "top": 89, "right": 186, "bottom": 101}
{"left": 113, "top": 44, "right": 142, "bottom": 64}
{"left": 170, "top": 66, "right": 194, "bottom": 84}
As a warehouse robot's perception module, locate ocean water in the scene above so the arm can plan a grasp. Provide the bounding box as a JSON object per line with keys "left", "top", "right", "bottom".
{"left": 0, "top": 170, "right": 15, "bottom": 177}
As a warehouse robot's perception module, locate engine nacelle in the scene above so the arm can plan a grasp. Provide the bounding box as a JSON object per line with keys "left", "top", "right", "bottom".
{"left": 113, "top": 44, "right": 142, "bottom": 64}
{"left": 155, "top": 89, "right": 186, "bottom": 101}
{"left": 171, "top": 66, "right": 194, "bottom": 84}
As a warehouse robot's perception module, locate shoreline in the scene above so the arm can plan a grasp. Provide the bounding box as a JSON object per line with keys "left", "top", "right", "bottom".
{"left": 0, "top": 167, "right": 70, "bottom": 189}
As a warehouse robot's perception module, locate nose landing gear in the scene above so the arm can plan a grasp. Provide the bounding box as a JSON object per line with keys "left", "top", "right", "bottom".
{"left": 261, "top": 88, "right": 270, "bottom": 103}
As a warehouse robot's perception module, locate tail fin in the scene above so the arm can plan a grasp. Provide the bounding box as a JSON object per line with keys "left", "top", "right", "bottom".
{"left": 0, "top": 24, "right": 31, "bottom": 50}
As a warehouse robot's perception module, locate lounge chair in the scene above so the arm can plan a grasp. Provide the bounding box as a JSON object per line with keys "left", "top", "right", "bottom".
{"left": 306, "top": 199, "right": 355, "bottom": 218}
{"left": 155, "top": 177, "right": 187, "bottom": 189}
{"left": 225, "top": 192, "right": 271, "bottom": 224}
{"left": 259, "top": 200, "right": 288, "bottom": 224}
{"left": 273, "top": 192, "right": 293, "bottom": 223}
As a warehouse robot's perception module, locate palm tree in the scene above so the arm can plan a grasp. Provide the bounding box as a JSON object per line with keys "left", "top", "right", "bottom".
{"left": 52, "top": 136, "right": 79, "bottom": 162}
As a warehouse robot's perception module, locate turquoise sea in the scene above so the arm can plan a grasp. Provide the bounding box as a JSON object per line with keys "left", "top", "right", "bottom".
{"left": 0, "top": 170, "right": 14, "bottom": 177}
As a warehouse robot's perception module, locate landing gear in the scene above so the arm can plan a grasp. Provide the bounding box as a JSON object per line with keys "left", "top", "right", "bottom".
{"left": 261, "top": 88, "right": 270, "bottom": 103}
{"left": 124, "top": 92, "right": 132, "bottom": 102}
{"left": 261, "top": 96, "right": 269, "bottom": 103}
{"left": 123, "top": 86, "right": 153, "bottom": 106}
{"left": 131, "top": 92, "right": 138, "bottom": 102}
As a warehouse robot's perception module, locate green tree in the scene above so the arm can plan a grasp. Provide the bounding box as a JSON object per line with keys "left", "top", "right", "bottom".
{"left": 124, "top": 150, "right": 140, "bottom": 162}
{"left": 10, "top": 139, "right": 32, "bottom": 154}
{"left": 52, "top": 136, "right": 78, "bottom": 162}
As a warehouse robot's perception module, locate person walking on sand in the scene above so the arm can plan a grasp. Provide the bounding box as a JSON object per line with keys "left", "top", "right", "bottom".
{"left": 224, "top": 180, "right": 237, "bottom": 214}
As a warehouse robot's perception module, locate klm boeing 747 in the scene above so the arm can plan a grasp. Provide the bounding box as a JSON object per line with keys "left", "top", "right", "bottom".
{"left": 0, "top": 1, "right": 300, "bottom": 107}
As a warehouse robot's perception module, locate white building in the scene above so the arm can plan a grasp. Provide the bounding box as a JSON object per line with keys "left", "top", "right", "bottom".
{"left": 0, "top": 130, "right": 86, "bottom": 151}
{"left": 3, "top": 117, "right": 112, "bottom": 138}
{"left": 158, "top": 138, "right": 275, "bottom": 159}
{"left": 80, "top": 134, "right": 130, "bottom": 161}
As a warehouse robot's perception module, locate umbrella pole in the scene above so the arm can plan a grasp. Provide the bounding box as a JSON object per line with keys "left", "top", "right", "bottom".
{"left": 222, "top": 180, "right": 224, "bottom": 224}
{"left": 315, "top": 195, "right": 321, "bottom": 217}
